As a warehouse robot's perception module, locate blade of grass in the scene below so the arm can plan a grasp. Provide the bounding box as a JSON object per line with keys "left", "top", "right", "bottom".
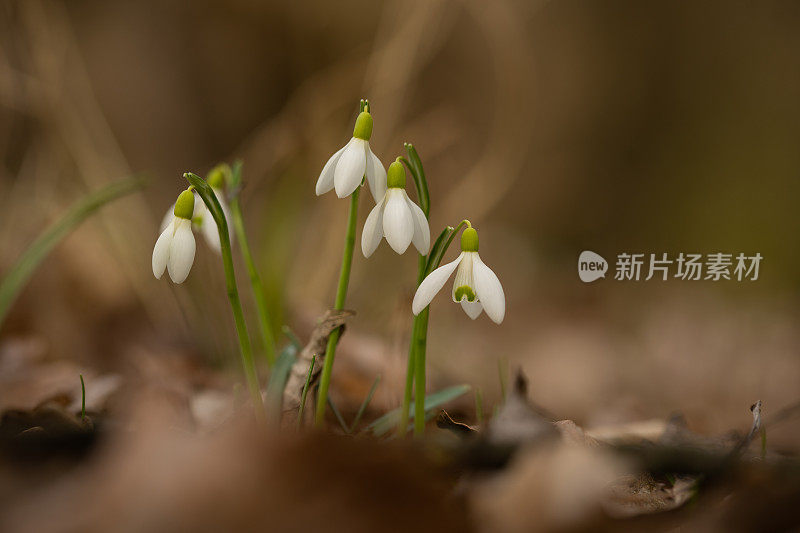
{"left": 296, "top": 355, "right": 316, "bottom": 429}
{"left": 281, "top": 325, "right": 303, "bottom": 351}
{"left": 368, "top": 384, "right": 470, "bottom": 437}
{"left": 265, "top": 343, "right": 298, "bottom": 419}
{"left": 327, "top": 397, "right": 350, "bottom": 433}
{"left": 498, "top": 358, "right": 508, "bottom": 402}
{"left": 0, "top": 176, "right": 145, "bottom": 326}
{"left": 228, "top": 161, "right": 277, "bottom": 367}
{"left": 349, "top": 375, "right": 381, "bottom": 433}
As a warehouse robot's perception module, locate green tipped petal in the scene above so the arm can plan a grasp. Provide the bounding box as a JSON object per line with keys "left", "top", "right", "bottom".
{"left": 387, "top": 160, "right": 406, "bottom": 189}
{"left": 455, "top": 285, "right": 477, "bottom": 302}
{"left": 461, "top": 227, "right": 479, "bottom": 252}
{"left": 174, "top": 189, "right": 195, "bottom": 220}
{"left": 353, "top": 111, "right": 373, "bottom": 141}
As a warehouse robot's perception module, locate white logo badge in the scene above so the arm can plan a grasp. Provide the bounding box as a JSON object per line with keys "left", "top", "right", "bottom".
{"left": 578, "top": 251, "right": 608, "bottom": 282}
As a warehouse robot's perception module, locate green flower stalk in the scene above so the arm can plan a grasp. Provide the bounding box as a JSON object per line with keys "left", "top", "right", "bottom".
{"left": 314, "top": 99, "right": 380, "bottom": 426}
{"left": 314, "top": 185, "right": 361, "bottom": 426}
{"left": 409, "top": 222, "right": 506, "bottom": 435}
{"left": 395, "top": 144, "right": 432, "bottom": 436}
{"left": 399, "top": 218, "right": 471, "bottom": 436}
{"left": 223, "top": 161, "right": 277, "bottom": 368}
{"left": 184, "top": 172, "right": 265, "bottom": 422}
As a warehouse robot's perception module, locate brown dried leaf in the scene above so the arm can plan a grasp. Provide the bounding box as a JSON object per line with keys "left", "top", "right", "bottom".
{"left": 603, "top": 473, "right": 697, "bottom": 518}
{"left": 282, "top": 309, "right": 354, "bottom": 425}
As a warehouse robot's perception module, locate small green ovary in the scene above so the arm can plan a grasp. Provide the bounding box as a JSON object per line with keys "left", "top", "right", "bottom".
{"left": 455, "top": 285, "right": 477, "bottom": 302}
{"left": 174, "top": 189, "right": 195, "bottom": 220}
{"left": 352, "top": 111, "right": 373, "bottom": 141}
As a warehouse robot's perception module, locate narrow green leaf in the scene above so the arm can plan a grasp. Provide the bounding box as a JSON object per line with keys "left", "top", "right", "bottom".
{"left": 367, "top": 384, "right": 471, "bottom": 437}
{"left": 230, "top": 159, "right": 244, "bottom": 189}
{"left": 296, "top": 355, "right": 316, "bottom": 429}
{"left": 228, "top": 161, "right": 276, "bottom": 367}
{"left": 327, "top": 397, "right": 350, "bottom": 433}
{"left": 498, "top": 358, "right": 508, "bottom": 402}
{"left": 402, "top": 143, "right": 429, "bottom": 217}
{"left": 265, "top": 343, "right": 298, "bottom": 415}
{"left": 349, "top": 375, "right": 381, "bottom": 433}
{"left": 0, "top": 176, "right": 145, "bottom": 326}
{"left": 424, "top": 226, "right": 454, "bottom": 275}
{"left": 281, "top": 325, "right": 303, "bottom": 351}
{"left": 424, "top": 220, "right": 469, "bottom": 277}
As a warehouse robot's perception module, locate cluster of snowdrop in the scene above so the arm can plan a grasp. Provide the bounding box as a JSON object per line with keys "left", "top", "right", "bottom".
{"left": 315, "top": 106, "right": 505, "bottom": 323}
{"left": 311, "top": 101, "right": 506, "bottom": 431}
{"left": 150, "top": 100, "right": 506, "bottom": 432}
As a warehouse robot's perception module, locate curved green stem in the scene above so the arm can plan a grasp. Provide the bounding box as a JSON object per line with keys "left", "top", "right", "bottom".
{"left": 185, "top": 172, "right": 265, "bottom": 422}
{"left": 229, "top": 162, "right": 276, "bottom": 367}
{"left": 230, "top": 199, "right": 276, "bottom": 367}
{"left": 400, "top": 219, "right": 471, "bottom": 436}
{"left": 398, "top": 315, "right": 419, "bottom": 436}
{"left": 315, "top": 185, "right": 360, "bottom": 426}
{"left": 413, "top": 307, "right": 430, "bottom": 435}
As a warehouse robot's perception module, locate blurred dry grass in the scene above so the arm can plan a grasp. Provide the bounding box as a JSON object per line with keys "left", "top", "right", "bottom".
{"left": 1, "top": 0, "right": 800, "bottom": 450}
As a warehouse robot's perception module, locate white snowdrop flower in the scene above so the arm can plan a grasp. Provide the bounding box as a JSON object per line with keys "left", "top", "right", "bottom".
{"left": 158, "top": 168, "right": 232, "bottom": 253}
{"left": 412, "top": 226, "right": 505, "bottom": 324}
{"left": 152, "top": 188, "right": 197, "bottom": 284}
{"left": 315, "top": 106, "right": 386, "bottom": 202}
{"left": 362, "top": 159, "right": 429, "bottom": 257}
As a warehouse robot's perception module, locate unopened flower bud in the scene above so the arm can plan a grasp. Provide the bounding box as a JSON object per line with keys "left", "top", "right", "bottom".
{"left": 207, "top": 164, "right": 229, "bottom": 189}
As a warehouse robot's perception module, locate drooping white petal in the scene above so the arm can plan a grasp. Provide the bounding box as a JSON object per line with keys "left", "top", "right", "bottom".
{"left": 452, "top": 252, "right": 476, "bottom": 302}
{"left": 361, "top": 194, "right": 386, "bottom": 258}
{"left": 461, "top": 300, "right": 483, "bottom": 320}
{"left": 334, "top": 138, "right": 367, "bottom": 198}
{"left": 402, "top": 190, "right": 430, "bottom": 255}
{"left": 167, "top": 219, "right": 196, "bottom": 284}
{"left": 200, "top": 212, "right": 220, "bottom": 252}
{"left": 412, "top": 252, "right": 464, "bottom": 315}
{"left": 364, "top": 144, "right": 386, "bottom": 203}
{"left": 382, "top": 189, "right": 414, "bottom": 254}
{"left": 152, "top": 219, "right": 175, "bottom": 279}
{"left": 316, "top": 144, "right": 347, "bottom": 196}
{"left": 472, "top": 253, "right": 505, "bottom": 324}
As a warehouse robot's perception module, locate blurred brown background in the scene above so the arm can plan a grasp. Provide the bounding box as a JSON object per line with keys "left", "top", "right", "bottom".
{"left": 1, "top": 0, "right": 799, "bottom": 447}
